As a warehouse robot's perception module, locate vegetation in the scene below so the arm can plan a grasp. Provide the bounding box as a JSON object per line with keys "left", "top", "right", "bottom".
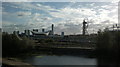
{"left": 38, "top": 38, "right": 54, "bottom": 43}
{"left": 2, "top": 32, "right": 35, "bottom": 57}
{"left": 96, "top": 30, "right": 120, "bottom": 66}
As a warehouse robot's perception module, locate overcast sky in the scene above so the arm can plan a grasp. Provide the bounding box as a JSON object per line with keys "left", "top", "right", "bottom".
{"left": 2, "top": 2, "right": 118, "bottom": 35}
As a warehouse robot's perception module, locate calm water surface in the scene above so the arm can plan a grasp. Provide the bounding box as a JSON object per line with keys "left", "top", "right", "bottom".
{"left": 24, "top": 55, "right": 97, "bottom": 65}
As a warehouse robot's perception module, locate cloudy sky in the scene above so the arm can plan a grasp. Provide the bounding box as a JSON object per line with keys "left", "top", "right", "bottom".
{"left": 2, "top": 2, "right": 118, "bottom": 35}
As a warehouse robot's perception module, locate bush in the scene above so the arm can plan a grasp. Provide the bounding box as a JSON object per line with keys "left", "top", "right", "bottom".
{"left": 2, "top": 32, "right": 35, "bottom": 57}
{"left": 96, "top": 30, "right": 120, "bottom": 58}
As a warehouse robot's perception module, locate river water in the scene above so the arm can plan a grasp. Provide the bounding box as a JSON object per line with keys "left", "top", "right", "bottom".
{"left": 24, "top": 55, "right": 97, "bottom": 65}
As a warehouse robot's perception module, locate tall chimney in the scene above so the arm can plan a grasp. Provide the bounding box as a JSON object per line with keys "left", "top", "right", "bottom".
{"left": 52, "top": 24, "right": 54, "bottom": 35}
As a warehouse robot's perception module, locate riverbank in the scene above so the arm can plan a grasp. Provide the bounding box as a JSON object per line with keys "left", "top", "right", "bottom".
{"left": 2, "top": 58, "right": 34, "bottom": 67}
{"left": 2, "top": 48, "right": 96, "bottom": 67}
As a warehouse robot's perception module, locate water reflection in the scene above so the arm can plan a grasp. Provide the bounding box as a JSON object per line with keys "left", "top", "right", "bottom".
{"left": 24, "top": 55, "right": 97, "bottom": 65}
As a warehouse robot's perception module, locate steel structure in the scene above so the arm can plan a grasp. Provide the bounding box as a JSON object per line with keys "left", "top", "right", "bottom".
{"left": 82, "top": 19, "right": 88, "bottom": 35}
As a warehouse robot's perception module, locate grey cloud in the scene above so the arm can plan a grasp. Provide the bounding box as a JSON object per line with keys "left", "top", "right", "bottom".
{"left": 54, "top": 23, "right": 82, "bottom": 35}
{"left": 2, "top": 2, "right": 118, "bottom": 35}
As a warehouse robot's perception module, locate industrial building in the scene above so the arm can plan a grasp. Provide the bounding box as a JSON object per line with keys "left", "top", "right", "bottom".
{"left": 31, "top": 24, "right": 55, "bottom": 36}
{"left": 12, "top": 20, "right": 96, "bottom": 42}
{"left": 12, "top": 19, "right": 120, "bottom": 47}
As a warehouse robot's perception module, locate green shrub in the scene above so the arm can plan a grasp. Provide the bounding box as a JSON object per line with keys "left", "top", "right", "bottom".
{"left": 2, "top": 32, "right": 35, "bottom": 57}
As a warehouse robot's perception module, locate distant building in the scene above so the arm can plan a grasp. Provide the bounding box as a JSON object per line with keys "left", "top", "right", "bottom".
{"left": 33, "top": 29, "right": 38, "bottom": 32}
{"left": 0, "top": 28, "right": 1, "bottom": 32}
{"left": 25, "top": 30, "right": 30, "bottom": 36}
{"left": 48, "top": 30, "right": 53, "bottom": 36}
{"left": 31, "top": 24, "right": 55, "bottom": 37}
{"left": 13, "top": 31, "right": 19, "bottom": 35}
{"left": 61, "top": 32, "right": 64, "bottom": 37}
{"left": 42, "top": 29, "right": 45, "bottom": 33}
